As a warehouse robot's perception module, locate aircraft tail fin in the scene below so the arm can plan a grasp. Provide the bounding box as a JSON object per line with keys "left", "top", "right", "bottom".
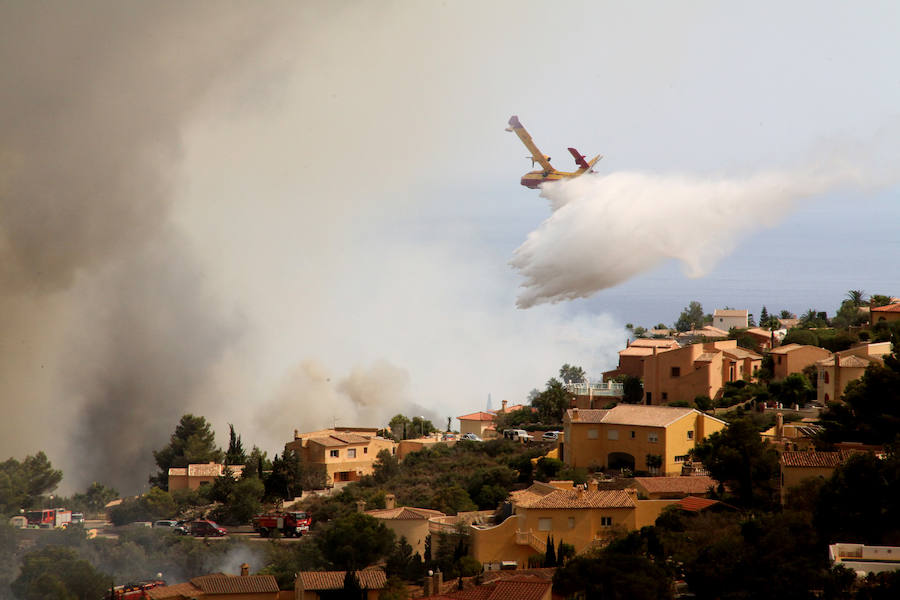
{"left": 568, "top": 147, "right": 589, "bottom": 170}
{"left": 505, "top": 115, "right": 523, "bottom": 132}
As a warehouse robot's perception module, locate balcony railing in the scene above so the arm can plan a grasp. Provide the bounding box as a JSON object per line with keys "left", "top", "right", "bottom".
{"left": 565, "top": 381, "right": 624, "bottom": 396}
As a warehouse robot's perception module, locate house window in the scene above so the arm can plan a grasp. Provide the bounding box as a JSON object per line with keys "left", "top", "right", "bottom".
{"left": 607, "top": 429, "right": 618, "bottom": 441}
{"left": 600, "top": 517, "right": 612, "bottom": 527}
{"left": 662, "top": 392, "right": 668, "bottom": 401}
{"left": 330, "top": 450, "right": 339, "bottom": 458}
{"left": 824, "top": 372, "right": 830, "bottom": 384}
{"left": 824, "top": 393, "right": 830, "bottom": 402}
{"left": 568, "top": 517, "right": 575, "bottom": 529}
{"left": 630, "top": 430, "right": 636, "bottom": 439}
{"left": 687, "top": 430, "right": 694, "bottom": 440}
{"left": 538, "top": 518, "right": 552, "bottom": 531}
{"left": 587, "top": 429, "right": 599, "bottom": 440}
{"left": 347, "top": 449, "right": 357, "bottom": 458}
{"left": 646, "top": 392, "right": 652, "bottom": 404}
{"left": 777, "top": 356, "right": 782, "bottom": 365}
{"left": 674, "top": 455, "right": 689, "bottom": 462}
{"left": 364, "top": 447, "right": 368, "bottom": 454}
{"left": 648, "top": 432, "right": 659, "bottom": 443}
{"left": 671, "top": 366, "right": 681, "bottom": 377}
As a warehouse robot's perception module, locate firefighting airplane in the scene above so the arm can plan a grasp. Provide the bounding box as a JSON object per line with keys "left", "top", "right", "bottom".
{"left": 505, "top": 115, "right": 602, "bottom": 189}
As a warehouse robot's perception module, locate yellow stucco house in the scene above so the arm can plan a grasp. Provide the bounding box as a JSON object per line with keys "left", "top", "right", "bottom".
{"left": 870, "top": 302, "right": 900, "bottom": 324}
{"left": 562, "top": 405, "right": 727, "bottom": 475}
{"left": 365, "top": 494, "right": 445, "bottom": 557}
{"left": 284, "top": 428, "right": 396, "bottom": 486}
{"left": 602, "top": 338, "right": 680, "bottom": 381}
{"left": 769, "top": 343, "right": 832, "bottom": 381}
{"left": 642, "top": 340, "right": 762, "bottom": 405}
{"left": 469, "top": 481, "right": 675, "bottom": 568}
{"left": 780, "top": 450, "right": 852, "bottom": 504}
{"left": 167, "top": 462, "right": 245, "bottom": 491}
{"left": 815, "top": 342, "right": 891, "bottom": 404}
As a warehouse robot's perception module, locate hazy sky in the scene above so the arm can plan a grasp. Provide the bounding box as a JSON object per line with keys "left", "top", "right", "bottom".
{"left": 3, "top": 1, "right": 900, "bottom": 491}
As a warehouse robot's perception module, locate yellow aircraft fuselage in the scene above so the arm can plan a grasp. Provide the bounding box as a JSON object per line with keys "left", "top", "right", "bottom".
{"left": 506, "top": 115, "right": 601, "bottom": 189}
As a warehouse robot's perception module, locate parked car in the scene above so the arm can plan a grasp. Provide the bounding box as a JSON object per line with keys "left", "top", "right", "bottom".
{"left": 503, "top": 429, "right": 533, "bottom": 442}
{"left": 187, "top": 519, "right": 227, "bottom": 537}
{"left": 461, "top": 433, "right": 482, "bottom": 441}
{"left": 542, "top": 431, "right": 562, "bottom": 441}
{"left": 154, "top": 519, "right": 187, "bottom": 534}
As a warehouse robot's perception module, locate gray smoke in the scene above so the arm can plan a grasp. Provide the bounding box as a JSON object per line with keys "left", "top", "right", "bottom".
{"left": 0, "top": 2, "right": 293, "bottom": 491}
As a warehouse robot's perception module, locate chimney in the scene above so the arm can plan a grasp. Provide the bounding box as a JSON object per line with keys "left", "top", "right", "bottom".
{"left": 294, "top": 429, "right": 300, "bottom": 440}
{"left": 576, "top": 485, "right": 584, "bottom": 498}
{"left": 775, "top": 412, "right": 784, "bottom": 441}
{"left": 434, "top": 569, "right": 443, "bottom": 593}
{"left": 424, "top": 572, "right": 433, "bottom": 596}
{"left": 240, "top": 563, "right": 249, "bottom": 577}
{"left": 356, "top": 500, "right": 367, "bottom": 513}
{"left": 502, "top": 399, "right": 508, "bottom": 413}
{"left": 572, "top": 408, "right": 579, "bottom": 421}
{"left": 385, "top": 493, "right": 396, "bottom": 510}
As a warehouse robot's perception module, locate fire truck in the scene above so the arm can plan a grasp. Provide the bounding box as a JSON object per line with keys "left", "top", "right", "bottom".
{"left": 252, "top": 511, "right": 311, "bottom": 537}
{"left": 25, "top": 508, "right": 72, "bottom": 529}
{"left": 105, "top": 580, "right": 166, "bottom": 599}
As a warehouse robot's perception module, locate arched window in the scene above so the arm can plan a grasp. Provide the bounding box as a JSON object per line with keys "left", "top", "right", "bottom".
{"left": 824, "top": 371, "right": 830, "bottom": 384}
{"left": 825, "top": 393, "right": 830, "bottom": 402}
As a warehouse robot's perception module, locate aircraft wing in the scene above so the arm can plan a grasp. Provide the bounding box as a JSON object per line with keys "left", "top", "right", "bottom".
{"left": 506, "top": 116, "right": 554, "bottom": 172}
{"left": 568, "top": 147, "right": 590, "bottom": 170}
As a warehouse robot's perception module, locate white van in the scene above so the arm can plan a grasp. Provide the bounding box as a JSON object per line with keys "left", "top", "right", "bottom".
{"left": 503, "top": 429, "right": 533, "bottom": 442}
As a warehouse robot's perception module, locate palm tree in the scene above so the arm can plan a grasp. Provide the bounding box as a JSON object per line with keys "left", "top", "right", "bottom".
{"left": 847, "top": 289, "right": 867, "bottom": 307}
{"left": 800, "top": 309, "right": 819, "bottom": 327}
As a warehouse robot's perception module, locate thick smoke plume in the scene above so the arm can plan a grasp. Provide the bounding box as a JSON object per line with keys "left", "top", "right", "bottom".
{"left": 0, "top": 2, "right": 293, "bottom": 491}
{"left": 511, "top": 166, "right": 862, "bottom": 308}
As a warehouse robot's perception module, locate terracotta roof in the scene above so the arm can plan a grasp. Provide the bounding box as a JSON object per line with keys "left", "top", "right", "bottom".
{"left": 769, "top": 343, "right": 802, "bottom": 355}
{"left": 871, "top": 302, "right": 900, "bottom": 313}
{"left": 817, "top": 355, "right": 878, "bottom": 368}
{"left": 567, "top": 405, "right": 724, "bottom": 428}
{"left": 745, "top": 327, "right": 773, "bottom": 337}
{"left": 190, "top": 574, "right": 279, "bottom": 594}
{"left": 723, "top": 347, "right": 762, "bottom": 360}
{"left": 366, "top": 506, "right": 445, "bottom": 521}
{"left": 633, "top": 476, "right": 716, "bottom": 495}
{"left": 308, "top": 433, "right": 369, "bottom": 447}
{"left": 781, "top": 451, "right": 849, "bottom": 468}
{"left": 713, "top": 309, "right": 748, "bottom": 317}
{"left": 494, "top": 404, "right": 528, "bottom": 414}
{"left": 676, "top": 496, "right": 723, "bottom": 512}
{"left": 630, "top": 339, "right": 680, "bottom": 348}
{"left": 167, "top": 468, "right": 188, "bottom": 477}
{"left": 425, "top": 576, "right": 551, "bottom": 600}
{"left": 514, "top": 488, "right": 636, "bottom": 509}
{"left": 298, "top": 570, "right": 387, "bottom": 591}
{"left": 619, "top": 346, "right": 657, "bottom": 357}
{"left": 146, "top": 583, "right": 199, "bottom": 599}
{"left": 457, "top": 411, "right": 496, "bottom": 421}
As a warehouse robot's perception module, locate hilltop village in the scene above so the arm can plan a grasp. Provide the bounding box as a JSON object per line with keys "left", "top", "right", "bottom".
{"left": 3, "top": 293, "right": 900, "bottom": 599}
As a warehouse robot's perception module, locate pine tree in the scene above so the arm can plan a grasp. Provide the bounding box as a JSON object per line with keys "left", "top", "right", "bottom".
{"left": 759, "top": 306, "right": 770, "bottom": 328}
{"left": 225, "top": 424, "right": 247, "bottom": 466}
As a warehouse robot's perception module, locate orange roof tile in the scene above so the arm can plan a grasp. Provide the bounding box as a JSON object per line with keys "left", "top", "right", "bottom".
{"left": 366, "top": 506, "right": 445, "bottom": 521}
{"left": 515, "top": 488, "right": 635, "bottom": 510}
{"left": 425, "top": 576, "right": 551, "bottom": 600}
{"left": 676, "top": 496, "right": 722, "bottom": 512}
{"left": 191, "top": 574, "right": 279, "bottom": 594}
{"left": 633, "top": 476, "right": 716, "bottom": 495}
{"left": 871, "top": 303, "right": 900, "bottom": 313}
{"left": 781, "top": 451, "right": 849, "bottom": 468}
{"left": 457, "top": 411, "right": 496, "bottom": 422}
{"left": 146, "top": 583, "right": 199, "bottom": 599}
{"left": 299, "top": 570, "right": 387, "bottom": 591}
{"left": 567, "top": 405, "right": 724, "bottom": 428}
{"left": 713, "top": 309, "right": 748, "bottom": 317}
